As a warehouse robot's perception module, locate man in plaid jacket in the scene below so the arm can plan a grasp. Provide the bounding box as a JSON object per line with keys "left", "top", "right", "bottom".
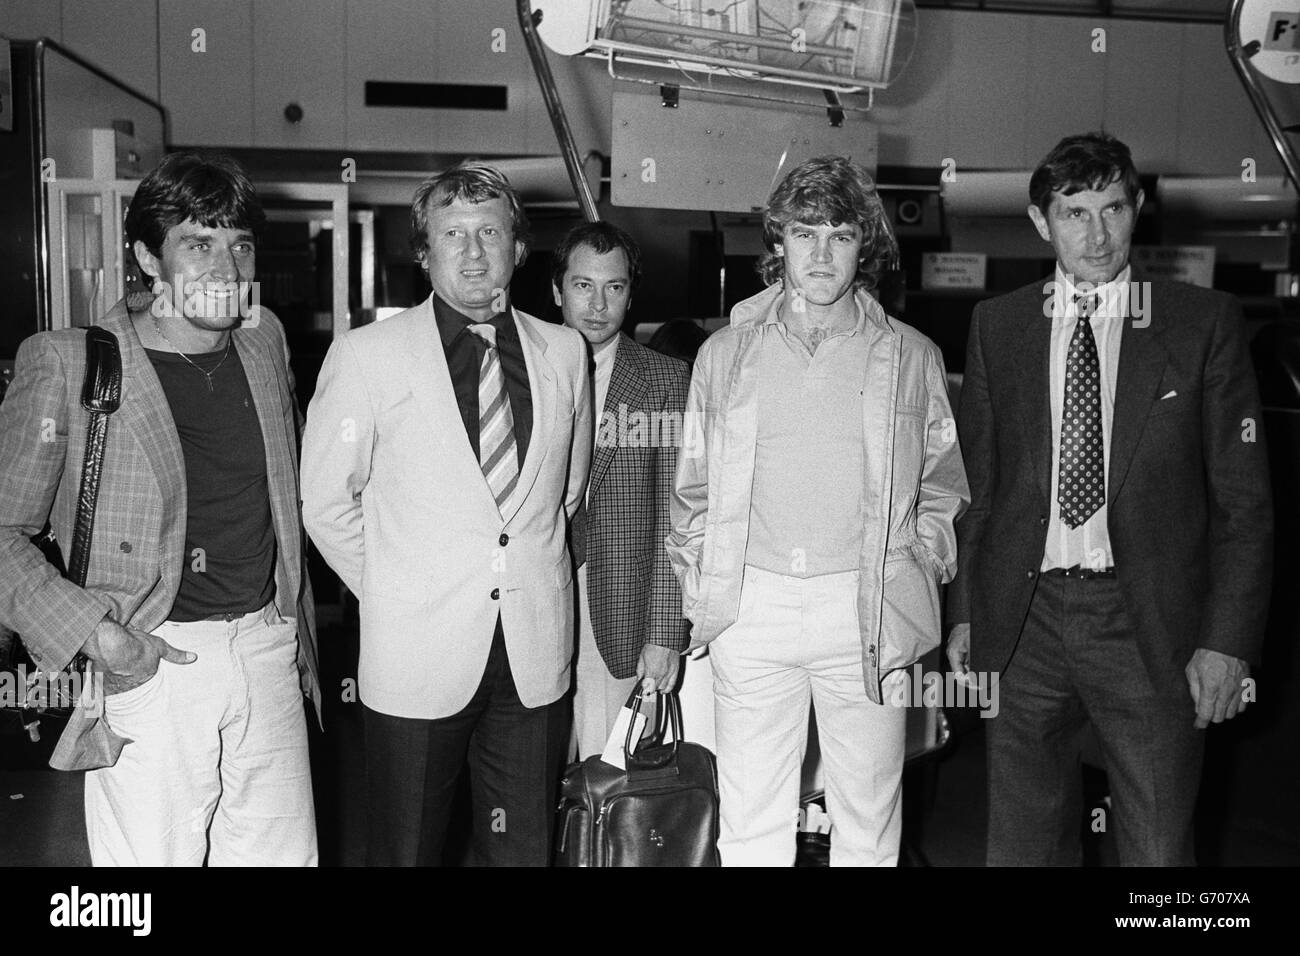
{"left": 0, "top": 153, "right": 319, "bottom": 866}
{"left": 555, "top": 222, "right": 691, "bottom": 758}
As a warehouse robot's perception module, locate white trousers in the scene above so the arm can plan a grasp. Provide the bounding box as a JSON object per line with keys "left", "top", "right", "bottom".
{"left": 710, "top": 565, "right": 907, "bottom": 867}
{"left": 84, "top": 602, "right": 317, "bottom": 866}
{"left": 571, "top": 563, "right": 642, "bottom": 760}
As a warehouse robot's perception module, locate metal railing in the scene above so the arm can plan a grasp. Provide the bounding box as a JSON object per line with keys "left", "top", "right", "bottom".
{"left": 516, "top": 0, "right": 600, "bottom": 223}
{"left": 1226, "top": 0, "right": 1300, "bottom": 191}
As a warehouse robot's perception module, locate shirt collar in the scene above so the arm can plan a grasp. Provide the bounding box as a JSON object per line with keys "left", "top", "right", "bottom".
{"left": 431, "top": 292, "right": 512, "bottom": 349}
{"left": 763, "top": 294, "right": 869, "bottom": 336}
{"left": 1053, "top": 263, "right": 1132, "bottom": 320}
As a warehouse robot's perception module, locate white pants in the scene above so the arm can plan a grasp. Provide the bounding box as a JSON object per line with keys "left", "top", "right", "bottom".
{"left": 710, "top": 566, "right": 907, "bottom": 867}
{"left": 571, "top": 563, "right": 642, "bottom": 760}
{"left": 84, "top": 603, "right": 317, "bottom": 866}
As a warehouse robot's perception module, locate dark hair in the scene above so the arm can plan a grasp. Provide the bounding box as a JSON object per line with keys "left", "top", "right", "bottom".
{"left": 646, "top": 319, "right": 709, "bottom": 367}
{"left": 409, "top": 162, "right": 531, "bottom": 262}
{"left": 1029, "top": 132, "right": 1142, "bottom": 214}
{"left": 125, "top": 151, "right": 265, "bottom": 262}
{"left": 551, "top": 220, "right": 643, "bottom": 291}
{"left": 758, "top": 155, "right": 897, "bottom": 293}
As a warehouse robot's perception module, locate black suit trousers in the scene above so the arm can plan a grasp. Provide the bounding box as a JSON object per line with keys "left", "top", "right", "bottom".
{"left": 363, "top": 617, "right": 569, "bottom": 866}
{"left": 986, "top": 573, "right": 1204, "bottom": 866}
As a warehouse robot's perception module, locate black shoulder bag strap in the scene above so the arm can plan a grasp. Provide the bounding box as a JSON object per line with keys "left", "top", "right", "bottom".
{"left": 9, "top": 327, "right": 121, "bottom": 738}
{"left": 67, "top": 326, "right": 123, "bottom": 589}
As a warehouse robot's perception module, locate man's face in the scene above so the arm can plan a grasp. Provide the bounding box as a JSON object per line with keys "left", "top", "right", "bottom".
{"left": 420, "top": 195, "right": 523, "bottom": 320}
{"left": 553, "top": 244, "right": 632, "bottom": 351}
{"left": 776, "top": 221, "right": 863, "bottom": 309}
{"left": 134, "top": 219, "right": 255, "bottom": 330}
{"left": 1028, "top": 179, "right": 1144, "bottom": 287}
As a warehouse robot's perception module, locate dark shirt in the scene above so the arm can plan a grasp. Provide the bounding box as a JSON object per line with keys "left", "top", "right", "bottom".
{"left": 145, "top": 344, "right": 276, "bottom": 621}
{"left": 432, "top": 293, "right": 532, "bottom": 468}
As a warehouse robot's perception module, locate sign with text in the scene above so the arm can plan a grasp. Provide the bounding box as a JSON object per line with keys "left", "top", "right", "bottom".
{"left": 921, "top": 252, "right": 987, "bottom": 290}
{"left": 1131, "top": 246, "right": 1216, "bottom": 288}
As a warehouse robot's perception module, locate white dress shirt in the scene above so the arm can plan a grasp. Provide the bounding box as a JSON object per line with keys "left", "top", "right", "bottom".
{"left": 1042, "top": 264, "right": 1130, "bottom": 572}
{"left": 593, "top": 337, "right": 617, "bottom": 434}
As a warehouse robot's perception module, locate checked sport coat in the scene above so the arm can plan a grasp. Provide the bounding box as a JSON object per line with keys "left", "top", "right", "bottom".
{"left": 572, "top": 332, "right": 691, "bottom": 680}
{"left": 0, "top": 300, "right": 321, "bottom": 764}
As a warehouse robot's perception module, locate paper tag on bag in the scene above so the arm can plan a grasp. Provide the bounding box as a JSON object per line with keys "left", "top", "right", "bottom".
{"left": 599, "top": 704, "right": 648, "bottom": 770}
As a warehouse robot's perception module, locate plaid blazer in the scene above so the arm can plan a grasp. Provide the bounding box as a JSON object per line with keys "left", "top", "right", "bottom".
{"left": 573, "top": 334, "right": 690, "bottom": 679}
{"left": 0, "top": 300, "right": 321, "bottom": 734}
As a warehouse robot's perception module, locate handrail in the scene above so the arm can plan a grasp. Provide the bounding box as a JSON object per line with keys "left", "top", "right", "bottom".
{"left": 516, "top": 1, "right": 600, "bottom": 223}
{"left": 1225, "top": 0, "right": 1300, "bottom": 192}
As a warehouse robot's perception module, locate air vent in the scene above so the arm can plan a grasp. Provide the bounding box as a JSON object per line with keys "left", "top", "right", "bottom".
{"left": 364, "top": 82, "right": 508, "bottom": 111}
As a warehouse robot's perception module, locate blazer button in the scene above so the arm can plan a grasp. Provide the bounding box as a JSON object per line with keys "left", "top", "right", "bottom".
{"left": 119, "top": 541, "right": 132, "bottom": 553}
{"left": 1026, "top": 570, "right": 1036, "bottom": 579}
{"left": 1039, "top": 516, "right": 1048, "bottom": 526}
{"left": 498, "top": 533, "right": 509, "bottom": 547}
{"left": 491, "top": 587, "right": 500, "bottom": 600}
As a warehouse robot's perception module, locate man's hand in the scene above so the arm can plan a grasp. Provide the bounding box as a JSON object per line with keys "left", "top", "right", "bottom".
{"left": 1186, "top": 647, "right": 1251, "bottom": 729}
{"left": 946, "top": 622, "right": 973, "bottom": 686}
{"left": 636, "top": 643, "right": 680, "bottom": 696}
{"left": 81, "top": 618, "right": 196, "bottom": 695}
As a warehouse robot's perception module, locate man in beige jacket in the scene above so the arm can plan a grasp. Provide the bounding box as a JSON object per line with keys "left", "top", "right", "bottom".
{"left": 668, "top": 156, "right": 969, "bottom": 866}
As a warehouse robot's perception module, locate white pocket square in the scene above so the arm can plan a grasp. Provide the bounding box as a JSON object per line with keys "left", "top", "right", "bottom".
{"left": 1160, "top": 390, "right": 1177, "bottom": 400}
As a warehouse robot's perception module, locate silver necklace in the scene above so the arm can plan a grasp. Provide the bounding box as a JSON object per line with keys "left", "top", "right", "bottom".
{"left": 152, "top": 315, "right": 231, "bottom": 392}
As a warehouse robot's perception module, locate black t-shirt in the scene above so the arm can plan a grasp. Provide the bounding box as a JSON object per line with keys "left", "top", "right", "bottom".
{"left": 145, "top": 344, "right": 276, "bottom": 621}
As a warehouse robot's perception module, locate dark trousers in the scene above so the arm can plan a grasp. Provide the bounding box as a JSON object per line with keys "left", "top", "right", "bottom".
{"left": 986, "top": 573, "right": 1204, "bottom": 866}
{"left": 363, "top": 618, "right": 568, "bottom": 866}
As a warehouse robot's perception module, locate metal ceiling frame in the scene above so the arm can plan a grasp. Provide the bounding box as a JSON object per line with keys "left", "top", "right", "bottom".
{"left": 1226, "top": 0, "right": 1300, "bottom": 192}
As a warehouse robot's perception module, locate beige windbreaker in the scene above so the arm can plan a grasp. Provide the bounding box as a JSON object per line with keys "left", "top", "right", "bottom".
{"left": 667, "top": 283, "right": 970, "bottom": 702}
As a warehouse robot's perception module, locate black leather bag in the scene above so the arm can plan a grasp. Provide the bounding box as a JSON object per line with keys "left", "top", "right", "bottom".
{"left": 555, "top": 690, "right": 720, "bottom": 867}
{"left": 0, "top": 327, "right": 121, "bottom": 764}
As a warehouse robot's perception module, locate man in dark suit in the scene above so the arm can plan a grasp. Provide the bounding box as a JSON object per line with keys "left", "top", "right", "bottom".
{"left": 555, "top": 221, "right": 691, "bottom": 758}
{"left": 947, "top": 132, "right": 1272, "bottom": 866}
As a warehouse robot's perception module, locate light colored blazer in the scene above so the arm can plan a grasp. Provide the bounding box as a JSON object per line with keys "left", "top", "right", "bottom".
{"left": 667, "top": 284, "right": 969, "bottom": 703}
{"left": 301, "top": 295, "right": 592, "bottom": 719}
{"left": 0, "top": 300, "right": 321, "bottom": 753}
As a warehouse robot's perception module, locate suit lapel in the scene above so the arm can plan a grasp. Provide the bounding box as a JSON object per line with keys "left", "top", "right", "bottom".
{"left": 588, "top": 334, "right": 647, "bottom": 504}
{"left": 232, "top": 323, "right": 300, "bottom": 595}
{"left": 503, "top": 309, "right": 557, "bottom": 525}
{"left": 1011, "top": 290, "right": 1053, "bottom": 503}
{"left": 1108, "top": 290, "right": 1169, "bottom": 505}
{"left": 404, "top": 298, "right": 500, "bottom": 516}
{"left": 103, "top": 309, "right": 187, "bottom": 515}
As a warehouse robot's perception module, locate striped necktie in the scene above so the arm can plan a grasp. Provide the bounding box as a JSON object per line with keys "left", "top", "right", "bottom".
{"left": 468, "top": 323, "right": 519, "bottom": 514}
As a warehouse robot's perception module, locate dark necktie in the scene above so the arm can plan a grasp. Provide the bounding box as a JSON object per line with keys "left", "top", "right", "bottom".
{"left": 1059, "top": 294, "right": 1104, "bottom": 529}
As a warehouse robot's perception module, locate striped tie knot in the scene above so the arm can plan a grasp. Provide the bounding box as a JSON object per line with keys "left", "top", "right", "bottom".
{"left": 469, "top": 323, "right": 498, "bottom": 348}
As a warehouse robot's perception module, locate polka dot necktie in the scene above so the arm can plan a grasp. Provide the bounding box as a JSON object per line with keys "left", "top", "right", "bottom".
{"left": 1059, "top": 294, "right": 1104, "bottom": 529}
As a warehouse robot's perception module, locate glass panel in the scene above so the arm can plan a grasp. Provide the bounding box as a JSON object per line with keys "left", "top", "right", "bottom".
{"left": 63, "top": 194, "right": 104, "bottom": 329}
{"left": 598, "top": 0, "right": 919, "bottom": 86}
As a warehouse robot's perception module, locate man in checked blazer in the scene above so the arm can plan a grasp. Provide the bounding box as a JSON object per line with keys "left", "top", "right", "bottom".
{"left": 0, "top": 152, "right": 320, "bottom": 866}
{"left": 302, "top": 164, "right": 592, "bottom": 866}
{"left": 946, "top": 133, "right": 1273, "bottom": 865}
{"left": 553, "top": 222, "right": 691, "bottom": 758}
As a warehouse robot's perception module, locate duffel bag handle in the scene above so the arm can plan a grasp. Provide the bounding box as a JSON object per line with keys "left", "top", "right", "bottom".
{"left": 623, "top": 688, "right": 684, "bottom": 771}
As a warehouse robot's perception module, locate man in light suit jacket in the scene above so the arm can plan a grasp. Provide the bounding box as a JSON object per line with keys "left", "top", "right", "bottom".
{"left": 553, "top": 222, "right": 691, "bottom": 758}
{"left": 669, "top": 157, "right": 968, "bottom": 866}
{"left": 947, "top": 132, "right": 1273, "bottom": 865}
{"left": 0, "top": 152, "right": 320, "bottom": 866}
{"left": 302, "top": 164, "right": 592, "bottom": 866}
